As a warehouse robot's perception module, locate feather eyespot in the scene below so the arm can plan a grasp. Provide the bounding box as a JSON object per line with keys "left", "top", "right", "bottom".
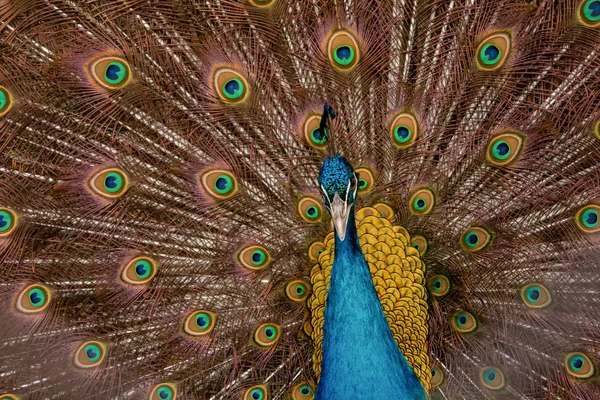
{"left": 575, "top": 204, "right": 600, "bottom": 233}
{"left": 183, "top": 310, "right": 216, "bottom": 337}
{"left": 74, "top": 341, "right": 106, "bottom": 368}
{"left": 0, "top": 86, "right": 14, "bottom": 116}
{"left": 200, "top": 170, "right": 238, "bottom": 200}
{"left": 16, "top": 284, "right": 51, "bottom": 314}
{"left": 244, "top": 385, "right": 268, "bottom": 400}
{"left": 579, "top": 0, "right": 600, "bottom": 27}
{"left": 373, "top": 203, "right": 394, "bottom": 219}
{"left": 87, "top": 168, "right": 129, "bottom": 199}
{"left": 302, "top": 113, "right": 327, "bottom": 150}
{"left": 409, "top": 188, "right": 435, "bottom": 216}
{"left": 460, "top": 227, "right": 491, "bottom": 252}
{"left": 431, "top": 366, "right": 444, "bottom": 389}
{"left": 120, "top": 256, "right": 158, "bottom": 286}
{"left": 0, "top": 208, "right": 18, "bottom": 237}
{"left": 451, "top": 311, "right": 477, "bottom": 333}
{"left": 213, "top": 68, "right": 249, "bottom": 104}
{"left": 308, "top": 241, "right": 325, "bottom": 261}
{"left": 355, "top": 168, "right": 374, "bottom": 194}
{"left": 476, "top": 32, "right": 511, "bottom": 71}
{"left": 520, "top": 283, "right": 551, "bottom": 308}
{"left": 411, "top": 235, "right": 427, "bottom": 256}
{"left": 237, "top": 245, "right": 272, "bottom": 271}
{"left": 291, "top": 383, "right": 314, "bottom": 399}
{"left": 327, "top": 29, "right": 360, "bottom": 71}
{"left": 89, "top": 56, "right": 131, "bottom": 89}
{"left": 149, "top": 383, "right": 177, "bottom": 400}
{"left": 285, "top": 280, "right": 311, "bottom": 302}
{"left": 480, "top": 367, "right": 505, "bottom": 390}
{"left": 428, "top": 275, "right": 450, "bottom": 297}
{"left": 486, "top": 131, "right": 524, "bottom": 166}
{"left": 390, "top": 112, "right": 419, "bottom": 149}
{"left": 254, "top": 323, "right": 280, "bottom": 346}
{"left": 298, "top": 197, "right": 322, "bottom": 223}
{"left": 0, "top": 394, "right": 19, "bottom": 400}
{"left": 565, "top": 352, "right": 595, "bottom": 378}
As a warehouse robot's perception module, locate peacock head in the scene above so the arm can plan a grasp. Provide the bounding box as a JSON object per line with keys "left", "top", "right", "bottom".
{"left": 318, "top": 154, "right": 358, "bottom": 241}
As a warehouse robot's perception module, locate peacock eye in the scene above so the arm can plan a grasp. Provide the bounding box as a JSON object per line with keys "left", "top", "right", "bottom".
{"left": 565, "top": 352, "right": 595, "bottom": 378}
{"left": 183, "top": 310, "right": 216, "bottom": 337}
{"left": 0, "top": 394, "right": 19, "bottom": 400}
{"left": 74, "top": 341, "right": 106, "bottom": 368}
{"left": 308, "top": 241, "right": 325, "bottom": 261}
{"left": 409, "top": 188, "right": 435, "bottom": 216}
{"left": 120, "top": 256, "right": 158, "bottom": 285}
{"left": 486, "top": 131, "right": 524, "bottom": 166}
{"left": 410, "top": 235, "right": 427, "bottom": 256}
{"left": 244, "top": 385, "right": 268, "bottom": 400}
{"left": 298, "top": 197, "right": 322, "bottom": 223}
{"left": 575, "top": 204, "right": 600, "bottom": 233}
{"left": 89, "top": 56, "right": 131, "bottom": 89}
{"left": 520, "top": 283, "right": 552, "bottom": 308}
{"left": 302, "top": 114, "right": 327, "bottom": 150}
{"left": 291, "top": 382, "right": 314, "bottom": 399}
{"left": 237, "top": 245, "right": 272, "bottom": 271}
{"left": 476, "top": 32, "right": 511, "bottom": 71}
{"left": 254, "top": 323, "right": 280, "bottom": 347}
{"left": 579, "top": 0, "right": 600, "bottom": 27}
{"left": 88, "top": 168, "right": 129, "bottom": 199}
{"left": 355, "top": 168, "right": 374, "bottom": 194}
{"left": 460, "top": 227, "right": 491, "bottom": 252}
{"left": 327, "top": 29, "right": 360, "bottom": 71}
{"left": 373, "top": 203, "right": 394, "bottom": 219}
{"left": 0, "top": 86, "right": 14, "bottom": 116}
{"left": 479, "top": 367, "right": 505, "bottom": 390}
{"left": 16, "top": 284, "right": 51, "bottom": 313}
{"left": 390, "top": 112, "right": 419, "bottom": 149}
{"left": 0, "top": 208, "right": 18, "bottom": 237}
{"left": 428, "top": 275, "right": 450, "bottom": 297}
{"left": 452, "top": 311, "right": 477, "bottom": 333}
{"left": 149, "top": 383, "right": 177, "bottom": 400}
{"left": 213, "top": 68, "right": 249, "bottom": 104}
{"left": 431, "top": 366, "right": 444, "bottom": 388}
{"left": 200, "top": 170, "right": 238, "bottom": 200}
{"left": 285, "top": 280, "right": 311, "bottom": 302}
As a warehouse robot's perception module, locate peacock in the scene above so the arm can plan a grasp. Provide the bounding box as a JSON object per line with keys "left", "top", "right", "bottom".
{"left": 3, "top": 0, "right": 600, "bottom": 398}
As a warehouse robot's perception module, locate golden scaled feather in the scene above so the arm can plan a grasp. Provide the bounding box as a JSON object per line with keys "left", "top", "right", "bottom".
{"left": 1, "top": 0, "right": 600, "bottom": 399}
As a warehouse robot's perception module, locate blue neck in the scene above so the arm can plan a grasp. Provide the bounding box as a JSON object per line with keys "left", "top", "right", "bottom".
{"left": 315, "top": 207, "right": 426, "bottom": 400}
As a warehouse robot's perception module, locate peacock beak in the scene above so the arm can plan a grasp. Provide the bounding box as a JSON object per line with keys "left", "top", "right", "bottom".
{"left": 330, "top": 192, "right": 352, "bottom": 241}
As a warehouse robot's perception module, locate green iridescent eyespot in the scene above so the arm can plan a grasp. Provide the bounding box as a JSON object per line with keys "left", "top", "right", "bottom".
{"left": 200, "top": 169, "right": 238, "bottom": 200}
{"left": 16, "top": 284, "right": 51, "bottom": 313}
{"left": 213, "top": 68, "right": 249, "bottom": 104}
{"left": 0, "top": 208, "right": 17, "bottom": 236}
{"left": 0, "top": 86, "right": 13, "bottom": 116}
{"left": 390, "top": 112, "right": 419, "bottom": 149}
{"left": 460, "top": 227, "right": 491, "bottom": 252}
{"left": 254, "top": 323, "right": 280, "bottom": 346}
{"left": 149, "top": 383, "right": 177, "bottom": 400}
{"left": 409, "top": 188, "right": 435, "bottom": 215}
{"left": 575, "top": 204, "right": 600, "bottom": 233}
{"left": 579, "top": 0, "right": 600, "bottom": 27}
{"left": 394, "top": 126, "right": 412, "bottom": 143}
{"left": 74, "top": 341, "right": 106, "bottom": 368}
{"left": 486, "top": 131, "right": 524, "bottom": 166}
{"left": 238, "top": 245, "right": 272, "bottom": 270}
{"left": 479, "top": 367, "right": 505, "bottom": 390}
{"left": 451, "top": 311, "right": 477, "bottom": 333}
{"left": 89, "top": 56, "right": 131, "bottom": 89}
{"left": 476, "top": 32, "right": 511, "bottom": 71}
{"left": 428, "top": 275, "right": 450, "bottom": 297}
{"left": 355, "top": 168, "right": 374, "bottom": 194}
{"left": 88, "top": 167, "right": 130, "bottom": 199}
{"left": 327, "top": 29, "right": 360, "bottom": 71}
{"left": 310, "top": 128, "right": 327, "bottom": 145}
{"left": 431, "top": 366, "right": 444, "bottom": 388}
{"left": 213, "top": 174, "right": 234, "bottom": 195}
{"left": 286, "top": 279, "right": 310, "bottom": 302}
{"left": 244, "top": 386, "right": 268, "bottom": 400}
{"left": 520, "top": 283, "right": 552, "bottom": 308}
{"left": 565, "top": 352, "right": 595, "bottom": 378}
{"left": 298, "top": 197, "right": 323, "bottom": 223}
{"left": 291, "top": 382, "right": 314, "bottom": 399}
{"left": 120, "top": 256, "right": 158, "bottom": 285}
{"left": 184, "top": 310, "right": 216, "bottom": 336}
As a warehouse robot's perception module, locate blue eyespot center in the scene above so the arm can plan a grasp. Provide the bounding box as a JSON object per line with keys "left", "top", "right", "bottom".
{"left": 336, "top": 46, "right": 351, "bottom": 61}
{"left": 196, "top": 315, "right": 208, "bottom": 328}
{"left": 87, "top": 348, "right": 98, "bottom": 360}
{"left": 483, "top": 44, "right": 501, "bottom": 63}
{"left": 433, "top": 280, "right": 441, "bottom": 289}
{"left": 496, "top": 142, "right": 509, "bottom": 156}
{"left": 105, "top": 175, "right": 118, "bottom": 189}
{"left": 417, "top": 199, "right": 425, "bottom": 208}
{"left": 106, "top": 64, "right": 122, "bottom": 81}
{"left": 296, "top": 286, "right": 305, "bottom": 295}
{"left": 225, "top": 79, "right": 240, "bottom": 95}
{"left": 0, "top": 213, "right": 7, "bottom": 229}
{"left": 216, "top": 177, "right": 227, "bottom": 190}
{"left": 265, "top": 328, "right": 274, "bottom": 337}
{"left": 30, "top": 291, "right": 42, "bottom": 305}
{"left": 586, "top": 210, "right": 598, "bottom": 226}
{"left": 528, "top": 288, "right": 539, "bottom": 300}
{"left": 300, "top": 385, "right": 312, "bottom": 395}
{"left": 586, "top": 0, "right": 600, "bottom": 20}
{"left": 457, "top": 314, "right": 467, "bottom": 325}
{"left": 158, "top": 387, "right": 172, "bottom": 399}
{"left": 573, "top": 358, "right": 584, "bottom": 369}
{"left": 467, "top": 233, "right": 479, "bottom": 245}
{"left": 487, "top": 371, "right": 496, "bottom": 381}
{"left": 136, "top": 263, "right": 147, "bottom": 276}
